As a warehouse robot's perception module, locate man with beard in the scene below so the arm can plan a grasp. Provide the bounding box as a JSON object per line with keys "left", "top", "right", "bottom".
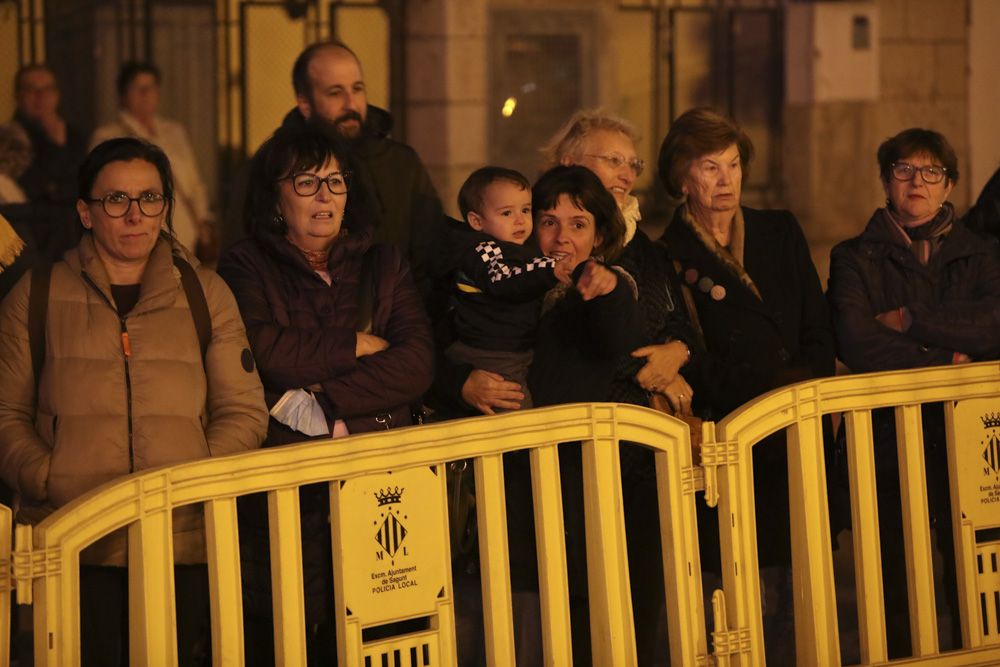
{"left": 284, "top": 41, "right": 444, "bottom": 299}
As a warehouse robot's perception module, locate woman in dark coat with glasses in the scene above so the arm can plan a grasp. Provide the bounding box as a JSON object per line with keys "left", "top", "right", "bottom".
{"left": 828, "top": 127, "right": 1000, "bottom": 657}
{"left": 218, "top": 125, "right": 433, "bottom": 665}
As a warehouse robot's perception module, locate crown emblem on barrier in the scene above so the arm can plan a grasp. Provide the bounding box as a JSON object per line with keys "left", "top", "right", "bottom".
{"left": 981, "top": 413, "right": 1000, "bottom": 429}
{"left": 374, "top": 486, "right": 404, "bottom": 506}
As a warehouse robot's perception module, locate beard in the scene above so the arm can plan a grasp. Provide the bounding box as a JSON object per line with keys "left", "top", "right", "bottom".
{"left": 308, "top": 109, "right": 365, "bottom": 144}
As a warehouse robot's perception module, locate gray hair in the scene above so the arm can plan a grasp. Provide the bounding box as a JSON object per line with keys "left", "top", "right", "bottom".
{"left": 540, "top": 108, "right": 640, "bottom": 169}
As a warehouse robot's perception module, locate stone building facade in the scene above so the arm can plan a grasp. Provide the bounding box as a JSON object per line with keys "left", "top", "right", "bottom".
{"left": 1, "top": 0, "right": 997, "bottom": 283}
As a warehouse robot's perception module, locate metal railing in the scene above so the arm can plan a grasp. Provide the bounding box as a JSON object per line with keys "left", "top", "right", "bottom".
{"left": 2, "top": 363, "right": 1000, "bottom": 665}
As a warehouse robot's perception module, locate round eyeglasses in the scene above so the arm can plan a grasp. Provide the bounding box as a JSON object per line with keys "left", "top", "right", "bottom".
{"left": 284, "top": 172, "right": 351, "bottom": 197}
{"left": 583, "top": 153, "right": 645, "bottom": 176}
{"left": 890, "top": 162, "right": 948, "bottom": 185}
{"left": 85, "top": 191, "right": 167, "bottom": 218}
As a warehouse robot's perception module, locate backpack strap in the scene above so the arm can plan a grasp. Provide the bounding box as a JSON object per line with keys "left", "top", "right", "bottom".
{"left": 28, "top": 260, "right": 52, "bottom": 387}
{"left": 173, "top": 255, "right": 211, "bottom": 361}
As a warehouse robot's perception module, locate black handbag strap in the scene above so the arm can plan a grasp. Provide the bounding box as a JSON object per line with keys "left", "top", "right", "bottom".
{"left": 173, "top": 255, "right": 211, "bottom": 361}
{"left": 28, "top": 260, "right": 52, "bottom": 387}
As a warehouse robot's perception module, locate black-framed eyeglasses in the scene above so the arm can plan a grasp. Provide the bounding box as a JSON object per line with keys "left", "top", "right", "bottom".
{"left": 284, "top": 171, "right": 351, "bottom": 197}
{"left": 583, "top": 153, "right": 645, "bottom": 176}
{"left": 890, "top": 162, "right": 948, "bottom": 185}
{"left": 85, "top": 191, "right": 167, "bottom": 218}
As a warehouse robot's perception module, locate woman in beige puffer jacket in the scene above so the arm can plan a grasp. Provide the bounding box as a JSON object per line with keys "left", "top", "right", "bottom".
{"left": 0, "top": 137, "right": 268, "bottom": 665}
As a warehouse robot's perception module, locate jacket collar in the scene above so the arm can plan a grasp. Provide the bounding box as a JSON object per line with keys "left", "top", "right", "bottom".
{"left": 257, "top": 224, "right": 373, "bottom": 278}
{"left": 859, "top": 207, "right": 985, "bottom": 266}
{"left": 115, "top": 110, "right": 161, "bottom": 139}
{"left": 663, "top": 206, "right": 777, "bottom": 318}
{"left": 68, "top": 233, "right": 187, "bottom": 315}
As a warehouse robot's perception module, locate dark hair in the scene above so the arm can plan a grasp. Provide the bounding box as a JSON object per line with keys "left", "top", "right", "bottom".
{"left": 532, "top": 165, "right": 626, "bottom": 262}
{"left": 657, "top": 107, "right": 754, "bottom": 199}
{"left": 117, "top": 61, "right": 160, "bottom": 98}
{"left": 14, "top": 63, "right": 55, "bottom": 94}
{"left": 876, "top": 127, "right": 959, "bottom": 184}
{"left": 244, "top": 125, "right": 375, "bottom": 238}
{"left": 457, "top": 166, "right": 531, "bottom": 221}
{"left": 78, "top": 137, "right": 175, "bottom": 231}
{"left": 292, "top": 41, "right": 360, "bottom": 100}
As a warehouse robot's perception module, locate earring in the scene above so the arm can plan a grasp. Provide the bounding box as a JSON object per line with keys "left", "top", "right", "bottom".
{"left": 273, "top": 213, "right": 285, "bottom": 227}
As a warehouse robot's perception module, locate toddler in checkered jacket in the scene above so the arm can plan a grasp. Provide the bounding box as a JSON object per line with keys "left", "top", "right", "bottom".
{"left": 444, "top": 166, "right": 571, "bottom": 409}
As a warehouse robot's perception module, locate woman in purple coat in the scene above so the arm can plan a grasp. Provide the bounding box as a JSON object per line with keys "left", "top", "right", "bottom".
{"left": 218, "top": 126, "right": 433, "bottom": 664}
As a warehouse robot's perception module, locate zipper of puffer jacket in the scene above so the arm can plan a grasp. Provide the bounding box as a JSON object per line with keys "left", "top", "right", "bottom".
{"left": 82, "top": 273, "right": 136, "bottom": 472}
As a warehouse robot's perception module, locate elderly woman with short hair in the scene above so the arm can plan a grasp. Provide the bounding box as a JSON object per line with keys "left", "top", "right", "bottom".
{"left": 658, "top": 107, "right": 835, "bottom": 662}
{"left": 828, "top": 127, "right": 1000, "bottom": 657}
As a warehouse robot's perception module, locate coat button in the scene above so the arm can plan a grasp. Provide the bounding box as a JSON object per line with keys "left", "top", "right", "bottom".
{"left": 778, "top": 348, "right": 791, "bottom": 362}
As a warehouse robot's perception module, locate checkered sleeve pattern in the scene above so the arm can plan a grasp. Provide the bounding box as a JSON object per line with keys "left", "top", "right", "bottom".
{"left": 476, "top": 241, "right": 556, "bottom": 284}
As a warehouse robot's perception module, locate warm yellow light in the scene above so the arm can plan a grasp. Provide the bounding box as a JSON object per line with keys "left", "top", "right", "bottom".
{"left": 501, "top": 97, "right": 517, "bottom": 117}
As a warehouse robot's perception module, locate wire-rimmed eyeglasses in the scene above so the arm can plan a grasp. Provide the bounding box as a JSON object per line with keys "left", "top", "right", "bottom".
{"left": 84, "top": 191, "right": 167, "bottom": 218}
{"left": 583, "top": 153, "right": 645, "bottom": 176}
{"left": 284, "top": 172, "right": 352, "bottom": 197}
{"left": 890, "top": 162, "right": 948, "bottom": 185}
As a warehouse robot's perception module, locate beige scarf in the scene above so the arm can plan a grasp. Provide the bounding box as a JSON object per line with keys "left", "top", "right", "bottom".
{"left": 679, "top": 204, "right": 761, "bottom": 300}
{"left": 0, "top": 213, "right": 25, "bottom": 272}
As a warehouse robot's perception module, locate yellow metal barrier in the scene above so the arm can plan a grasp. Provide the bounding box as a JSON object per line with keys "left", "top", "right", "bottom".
{"left": 0, "top": 403, "right": 711, "bottom": 666}
{"left": 2, "top": 363, "right": 1000, "bottom": 665}
{"left": 715, "top": 361, "right": 1000, "bottom": 666}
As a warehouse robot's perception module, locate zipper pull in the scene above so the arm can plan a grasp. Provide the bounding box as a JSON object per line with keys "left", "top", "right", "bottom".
{"left": 121, "top": 331, "right": 132, "bottom": 357}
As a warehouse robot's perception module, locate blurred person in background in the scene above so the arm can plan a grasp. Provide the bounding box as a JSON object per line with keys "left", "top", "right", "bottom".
{"left": 11, "top": 64, "right": 86, "bottom": 205}
{"left": 91, "top": 61, "right": 216, "bottom": 262}
{"left": 10, "top": 64, "right": 87, "bottom": 258}
{"left": 0, "top": 123, "right": 31, "bottom": 204}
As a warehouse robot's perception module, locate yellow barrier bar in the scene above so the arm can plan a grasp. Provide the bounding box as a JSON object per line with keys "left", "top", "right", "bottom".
{"left": 945, "top": 401, "right": 980, "bottom": 650}
{"left": 581, "top": 432, "right": 637, "bottom": 665}
{"left": 895, "top": 404, "right": 939, "bottom": 656}
{"left": 474, "top": 454, "right": 515, "bottom": 666}
{"left": 711, "top": 423, "right": 764, "bottom": 666}
{"left": 268, "top": 488, "right": 307, "bottom": 666}
{"left": 787, "top": 413, "right": 840, "bottom": 666}
{"left": 204, "top": 497, "right": 244, "bottom": 665}
{"left": 655, "top": 437, "right": 710, "bottom": 664}
{"left": 127, "top": 493, "right": 178, "bottom": 667}
{"left": 845, "top": 409, "right": 889, "bottom": 663}
{"left": 0, "top": 505, "right": 10, "bottom": 667}
{"left": 12, "top": 372, "right": 1000, "bottom": 666}
{"left": 528, "top": 444, "right": 573, "bottom": 663}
